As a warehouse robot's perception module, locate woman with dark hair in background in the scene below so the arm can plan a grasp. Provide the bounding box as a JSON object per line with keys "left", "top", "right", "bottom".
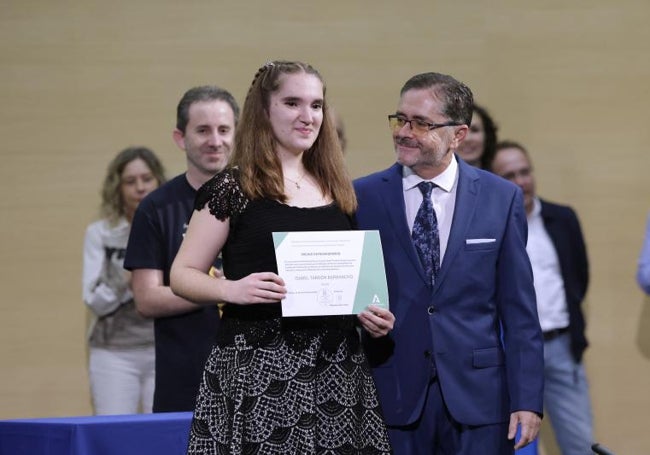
{"left": 82, "top": 146, "right": 166, "bottom": 414}
{"left": 457, "top": 104, "right": 498, "bottom": 169}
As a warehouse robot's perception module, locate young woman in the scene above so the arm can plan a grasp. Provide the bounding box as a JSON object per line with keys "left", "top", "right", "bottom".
{"left": 82, "top": 146, "right": 165, "bottom": 414}
{"left": 170, "top": 61, "right": 394, "bottom": 454}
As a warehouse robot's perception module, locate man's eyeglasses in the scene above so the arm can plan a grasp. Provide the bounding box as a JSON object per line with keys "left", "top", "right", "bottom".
{"left": 388, "top": 114, "right": 462, "bottom": 135}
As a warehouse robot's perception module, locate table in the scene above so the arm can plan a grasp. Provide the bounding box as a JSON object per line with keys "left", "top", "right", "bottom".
{"left": 0, "top": 411, "right": 537, "bottom": 454}
{"left": 0, "top": 412, "right": 192, "bottom": 455}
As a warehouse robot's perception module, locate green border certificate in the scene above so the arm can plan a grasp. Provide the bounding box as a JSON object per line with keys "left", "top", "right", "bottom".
{"left": 272, "top": 230, "right": 389, "bottom": 317}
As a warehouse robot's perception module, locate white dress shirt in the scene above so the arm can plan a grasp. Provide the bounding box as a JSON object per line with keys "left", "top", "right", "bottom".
{"left": 526, "top": 197, "right": 570, "bottom": 332}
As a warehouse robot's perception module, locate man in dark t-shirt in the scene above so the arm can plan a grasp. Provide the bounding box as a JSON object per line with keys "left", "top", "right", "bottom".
{"left": 124, "top": 86, "right": 239, "bottom": 412}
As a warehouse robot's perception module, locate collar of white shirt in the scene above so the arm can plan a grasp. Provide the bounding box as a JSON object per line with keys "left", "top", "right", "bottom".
{"left": 402, "top": 154, "right": 458, "bottom": 193}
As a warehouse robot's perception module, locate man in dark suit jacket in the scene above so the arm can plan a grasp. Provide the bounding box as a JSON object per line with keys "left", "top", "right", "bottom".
{"left": 491, "top": 141, "right": 593, "bottom": 455}
{"left": 354, "top": 73, "right": 544, "bottom": 455}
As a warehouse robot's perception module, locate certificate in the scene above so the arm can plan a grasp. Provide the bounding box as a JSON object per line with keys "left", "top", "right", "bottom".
{"left": 272, "top": 230, "right": 389, "bottom": 317}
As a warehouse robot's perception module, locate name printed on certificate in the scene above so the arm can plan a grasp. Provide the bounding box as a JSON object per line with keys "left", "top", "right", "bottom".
{"left": 272, "top": 230, "right": 389, "bottom": 317}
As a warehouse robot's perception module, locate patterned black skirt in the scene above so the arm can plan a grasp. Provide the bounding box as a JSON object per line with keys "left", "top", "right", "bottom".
{"left": 187, "top": 315, "right": 392, "bottom": 455}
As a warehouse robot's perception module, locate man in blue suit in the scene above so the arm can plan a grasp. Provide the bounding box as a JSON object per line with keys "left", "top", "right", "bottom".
{"left": 491, "top": 141, "right": 594, "bottom": 455}
{"left": 354, "top": 72, "right": 544, "bottom": 454}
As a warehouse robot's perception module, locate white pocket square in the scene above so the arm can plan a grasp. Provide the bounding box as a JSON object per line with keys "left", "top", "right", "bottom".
{"left": 466, "top": 238, "right": 496, "bottom": 244}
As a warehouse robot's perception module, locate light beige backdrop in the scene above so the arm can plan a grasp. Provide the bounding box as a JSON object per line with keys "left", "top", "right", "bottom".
{"left": 1, "top": 1, "right": 649, "bottom": 453}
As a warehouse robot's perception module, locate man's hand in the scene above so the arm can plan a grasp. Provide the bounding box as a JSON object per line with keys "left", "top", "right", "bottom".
{"left": 509, "top": 410, "right": 541, "bottom": 449}
{"left": 357, "top": 306, "right": 395, "bottom": 338}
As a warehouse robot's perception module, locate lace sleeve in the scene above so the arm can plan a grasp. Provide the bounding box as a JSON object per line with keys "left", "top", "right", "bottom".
{"left": 194, "top": 168, "right": 248, "bottom": 221}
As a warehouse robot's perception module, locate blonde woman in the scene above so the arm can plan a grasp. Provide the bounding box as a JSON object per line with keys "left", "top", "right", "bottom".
{"left": 82, "top": 146, "right": 165, "bottom": 414}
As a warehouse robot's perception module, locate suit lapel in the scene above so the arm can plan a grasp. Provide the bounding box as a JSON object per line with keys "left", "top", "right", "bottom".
{"left": 434, "top": 159, "right": 480, "bottom": 290}
{"left": 380, "top": 164, "right": 429, "bottom": 283}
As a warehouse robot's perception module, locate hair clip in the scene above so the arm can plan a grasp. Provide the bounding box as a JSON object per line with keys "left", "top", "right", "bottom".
{"left": 264, "top": 61, "right": 275, "bottom": 69}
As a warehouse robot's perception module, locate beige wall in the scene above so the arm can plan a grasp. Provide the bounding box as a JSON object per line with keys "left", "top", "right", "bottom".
{"left": 1, "top": 1, "right": 649, "bottom": 453}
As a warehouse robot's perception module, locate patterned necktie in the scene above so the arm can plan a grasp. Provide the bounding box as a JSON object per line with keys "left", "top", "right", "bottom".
{"left": 412, "top": 181, "right": 440, "bottom": 286}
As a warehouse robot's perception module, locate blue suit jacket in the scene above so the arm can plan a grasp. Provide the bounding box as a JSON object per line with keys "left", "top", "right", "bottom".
{"left": 354, "top": 159, "right": 544, "bottom": 427}
{"left": 540, "top": 199, "right": 589, "bottom": 362}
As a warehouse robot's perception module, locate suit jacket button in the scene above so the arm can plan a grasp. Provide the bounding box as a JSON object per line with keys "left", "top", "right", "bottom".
{"left": 427, "top": 306, "right": 436, "bottom": 314}
{"left": 424, "top": 350, "right": 431, "bottom": 358}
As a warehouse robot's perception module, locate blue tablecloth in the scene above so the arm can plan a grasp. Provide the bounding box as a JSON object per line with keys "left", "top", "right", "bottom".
{"left": 0, "top": 411, "right": 537, "bottom": 454}
{"left": 0, "top": 412, "right": 192, "bottom": 455}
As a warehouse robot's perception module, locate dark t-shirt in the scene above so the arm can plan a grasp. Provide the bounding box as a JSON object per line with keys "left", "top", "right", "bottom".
{"left": 124, "top": 173, "right": 221, "bottom": 412}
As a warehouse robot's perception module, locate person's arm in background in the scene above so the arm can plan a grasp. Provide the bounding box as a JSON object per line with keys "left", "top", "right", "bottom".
{"left": 125, "top": 195, "right": 214, "bottom": 319}
{"left": 132, "top": 268, "right": 206, "bottom": 318}
{"left": 82, "top": 222, "right": 127, "bottom": 317}
{"left": 570, "top": 208, "right": 589, "bottom": 298}
{"left": 637, "top": 213, "right": 650, "bottom": 295}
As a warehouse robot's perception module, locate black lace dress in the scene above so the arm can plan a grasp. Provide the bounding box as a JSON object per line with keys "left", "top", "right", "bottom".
{"left": 186, "top": 169, "right": 392, "bottom": 455}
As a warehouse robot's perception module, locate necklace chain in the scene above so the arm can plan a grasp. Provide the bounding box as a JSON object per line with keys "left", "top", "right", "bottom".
{"left": 284, "top": 173, "right": 306, "bottom": 189}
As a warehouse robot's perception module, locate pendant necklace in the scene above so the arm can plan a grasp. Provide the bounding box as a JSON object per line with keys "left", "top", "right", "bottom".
{"left": 285, "top": 173, "right": 306, "bottom": 189}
